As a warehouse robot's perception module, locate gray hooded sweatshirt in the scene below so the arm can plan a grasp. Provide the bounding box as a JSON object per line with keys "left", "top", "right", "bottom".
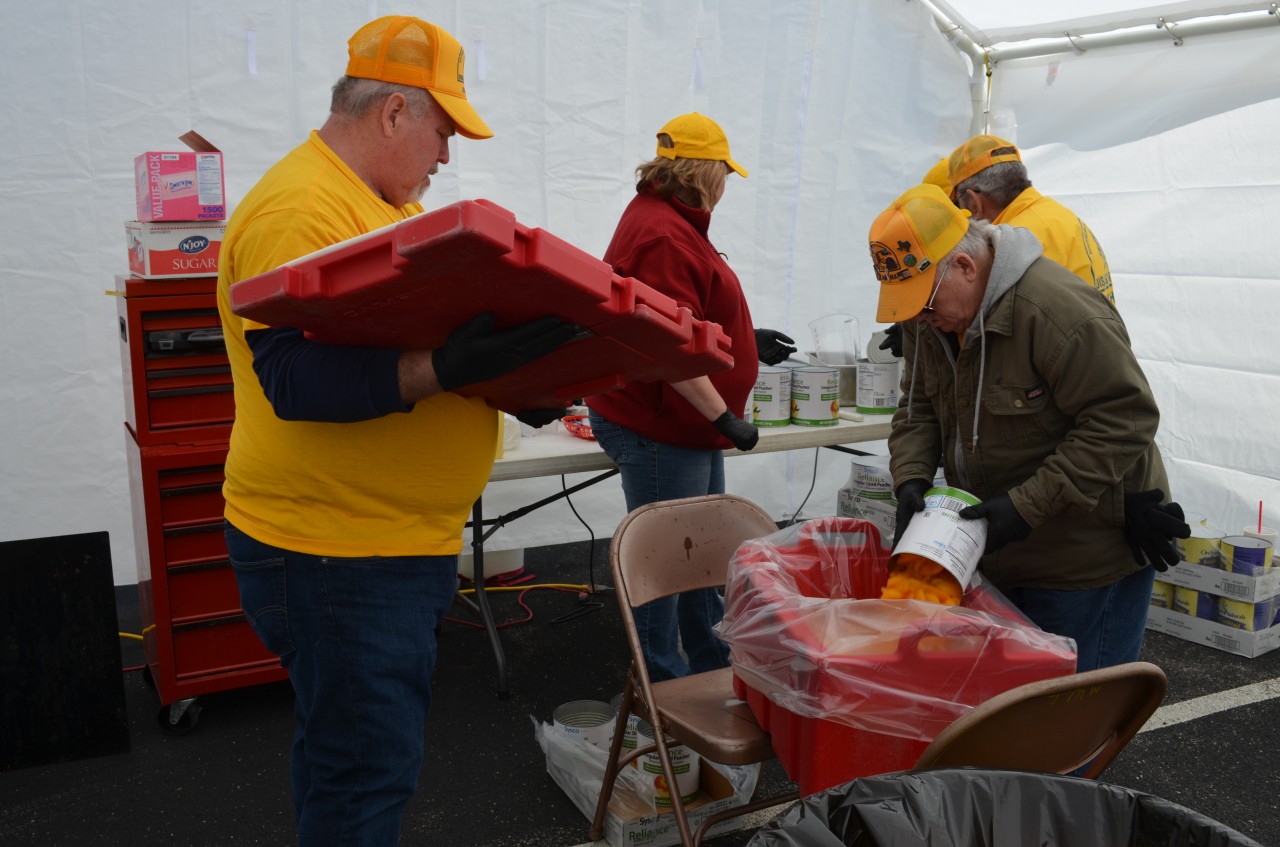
{"left": 889, "top": 225, "right": 1169, "bottom": 590}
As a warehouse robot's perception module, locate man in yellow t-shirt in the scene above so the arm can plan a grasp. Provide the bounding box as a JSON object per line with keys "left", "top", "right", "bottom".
{"left": 216, "top": 16, "right": 576, "bottom": 845}
{"left": 947, "top": 134, "right": 1114, "bottom": 305}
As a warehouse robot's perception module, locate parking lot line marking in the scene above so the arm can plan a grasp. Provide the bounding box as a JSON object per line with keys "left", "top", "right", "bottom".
{"left": 1141, "top": 677, "right": 1280, "bottom": 732}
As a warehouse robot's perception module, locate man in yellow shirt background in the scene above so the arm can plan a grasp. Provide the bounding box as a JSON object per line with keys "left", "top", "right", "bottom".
{"left": 947, "top": 134, "right": 1114, "bottom": 304}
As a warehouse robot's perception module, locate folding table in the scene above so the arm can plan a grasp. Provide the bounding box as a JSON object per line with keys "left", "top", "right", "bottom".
{"left": 464, "top": 416, "right": 893, "bottom": 696}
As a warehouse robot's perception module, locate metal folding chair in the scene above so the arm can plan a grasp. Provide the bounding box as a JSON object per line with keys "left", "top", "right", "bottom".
{"left": 913, "top": 660, "right": 1168, "bottom": 777}
{"left": 589, "top": 494, "right": 800, "bottom": 847}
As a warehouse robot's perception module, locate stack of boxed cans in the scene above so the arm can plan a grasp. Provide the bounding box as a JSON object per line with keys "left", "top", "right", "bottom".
{"left": 1147, "top": 520, "right": 1279, "bottom": 657}
{"left": 125, "top": 131, "right": 226, "bottom": 278}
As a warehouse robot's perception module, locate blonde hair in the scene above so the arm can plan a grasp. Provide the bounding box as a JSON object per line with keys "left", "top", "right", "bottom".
{"left": 634, "top": 133, "right": 729, "bottom": 210}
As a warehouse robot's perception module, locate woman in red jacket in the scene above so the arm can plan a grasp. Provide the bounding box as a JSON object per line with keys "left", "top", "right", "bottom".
{"left": 588, "top": 113, "right": 794, "bottom": 681}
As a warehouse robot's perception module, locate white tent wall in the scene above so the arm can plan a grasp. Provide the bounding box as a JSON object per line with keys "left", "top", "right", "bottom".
{"left": 980, "top": 22, "right": 1280, "bottom": 535}
{"left": 0, "top": 1, "right": 971, "bottom": 586}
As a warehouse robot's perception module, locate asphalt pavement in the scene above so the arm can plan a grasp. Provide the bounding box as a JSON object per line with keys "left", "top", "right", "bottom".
{"left": 1, "top": 539, "right": 1276, "bottom": 846}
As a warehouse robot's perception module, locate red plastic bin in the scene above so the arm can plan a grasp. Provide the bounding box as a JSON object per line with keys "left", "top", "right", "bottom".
{"left": 722, "top": 518, "right": 1077, "bottom": 796}
{"left": 228, "top": 199, "right": 734, "bottom": 412}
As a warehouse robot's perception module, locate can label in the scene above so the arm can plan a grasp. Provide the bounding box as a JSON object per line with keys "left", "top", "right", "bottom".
{"left": 1149, "top": 580, "right": 1173, "bottom": 609}
{"left": 1217, "top": 597, "right": 1273, "bottom": 632}
{"left": 1173, "top": 586, "right": 1216, "bottom": 620}
{"left": 890, "top": 486, "right": 986, "bottom": 590}
{"left": 753, "top": 367, "right": 791, "bottom": 427}
{"left": 790, "top": 367, "right": 839, "bottom": 426}
{"left": 1221, "top": 535, "right": 1273, "bottom": 576}
{"left": 855, "top": 360, "right": 899, "bottom": 414}
{"left": 636, "top": 721, "right": 700, "bottom": 805}
{"left": 1175, "top": 526, "right": 1224, "bottom": 568}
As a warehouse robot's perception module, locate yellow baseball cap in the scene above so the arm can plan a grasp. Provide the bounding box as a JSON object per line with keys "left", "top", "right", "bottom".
{"left": 656, "top": 113, "right": 748, "bottom": 178}
{"left": 346, "top": 16, "right": 493, "bottom": 140}
{"left": 921, "top": 157, "right": 951, "bottom": 195}
{"left": 868, "top": 184, "right": 971, "bottom": 323}
{"left": 947, "top": 134, "right": 1020, "bottom": 198}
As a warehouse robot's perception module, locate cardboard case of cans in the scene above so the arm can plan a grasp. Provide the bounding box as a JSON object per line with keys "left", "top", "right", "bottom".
{"left": 1148, "top": 523, "right": 1279, "bottom": 658}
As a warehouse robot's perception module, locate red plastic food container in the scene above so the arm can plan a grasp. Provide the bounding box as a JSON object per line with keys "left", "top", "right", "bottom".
{"left": 228, "top": 199, "right": 734, "bottom": 412}
{"left": 722, "top": 518, "right": 1077, "bottom": 796}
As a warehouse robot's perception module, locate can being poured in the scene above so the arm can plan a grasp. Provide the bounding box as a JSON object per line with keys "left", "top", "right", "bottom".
{"left": 890, "top": 486, "right": 987, "bottom": 593}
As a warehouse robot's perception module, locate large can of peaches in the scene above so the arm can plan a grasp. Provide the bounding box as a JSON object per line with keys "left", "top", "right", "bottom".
{"left": 890, "top": 486, "right": 988, "bottom": 593}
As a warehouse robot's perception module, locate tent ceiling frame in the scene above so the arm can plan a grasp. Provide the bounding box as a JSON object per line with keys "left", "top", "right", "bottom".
{"left": 917, "top": 0, "right": 1279, "bottom": 134}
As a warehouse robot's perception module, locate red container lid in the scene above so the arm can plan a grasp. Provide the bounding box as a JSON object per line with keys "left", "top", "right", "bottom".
{"left": 229, "top": 199, "right": 734, "bottom": 412}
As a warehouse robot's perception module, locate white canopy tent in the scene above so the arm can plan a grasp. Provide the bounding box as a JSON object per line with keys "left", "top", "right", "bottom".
{"left": 0, "top": 1, "right": 1274, "bottom": 585}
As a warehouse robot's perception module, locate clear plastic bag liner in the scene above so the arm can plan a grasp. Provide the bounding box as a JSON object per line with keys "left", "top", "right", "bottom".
{"left": 747, "top": 769, "right": 1264, "bottom": 847}
{"left": 717, "top": 518, "right": 1077, "bottom": 742}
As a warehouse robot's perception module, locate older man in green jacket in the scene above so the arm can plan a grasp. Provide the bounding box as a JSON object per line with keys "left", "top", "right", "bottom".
{"left": 867, "top": 184, "right": 1187, "bottom": 672}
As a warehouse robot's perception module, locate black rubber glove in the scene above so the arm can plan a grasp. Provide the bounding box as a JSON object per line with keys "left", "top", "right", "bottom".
{"left": 878, "top": 324, "right": 904, "bottom": 359}
{"left": 432, "top": 312, "right": 579, "bottom": 393}
{"left": 1123, "top": 489, "right": 1192, "bottom": 572}
{"left": 713, "top": 411, "right": 759, "bottom": 451}
{"left": 755, "top": 328, "right": 797, "bottom": 366}
{"left": 892, "top": 478, "right": 932, "bottom": 547}
{"left": 515, "top": 408, "right": 568, "bottom": 429}
{"left": 959, "top": 494, "right": 1032, "bottom": 554}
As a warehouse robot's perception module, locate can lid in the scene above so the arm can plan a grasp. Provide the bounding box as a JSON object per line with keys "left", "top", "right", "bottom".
{"left": 866, "top": 330, "right": 901, "bottom": 363}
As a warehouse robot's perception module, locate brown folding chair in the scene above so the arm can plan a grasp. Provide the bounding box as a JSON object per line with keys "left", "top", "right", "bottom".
{"left": 913, "top": 660, "right": 1168, "bottom": 778}
{"left": 589, "top": 494, "right": 800, "bottom": 847}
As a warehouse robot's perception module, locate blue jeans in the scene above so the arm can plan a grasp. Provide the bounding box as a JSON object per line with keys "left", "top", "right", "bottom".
{"left": 225, "top": 522, "right": 458, "bottom": 847}
{"left": 1002, "top": 565, "right": 1155, "bottom": 673}
{"left": 589, "top": 411, "right": 732, "bottom": 682}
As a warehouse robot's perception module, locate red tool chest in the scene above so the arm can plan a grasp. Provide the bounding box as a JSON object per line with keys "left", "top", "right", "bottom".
{"left": 228, "top": 198, "right": 735, "bottom": 412}
{"left": 117, "top": 275, "right": 284, "bottom": 733}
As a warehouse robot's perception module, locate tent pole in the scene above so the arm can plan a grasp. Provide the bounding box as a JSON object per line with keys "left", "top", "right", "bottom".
{"left": 917, "top": 0, "right": 989, "bottom": 135}
{"left": 988, "top": 9, "right": 1279, "bottom": 64}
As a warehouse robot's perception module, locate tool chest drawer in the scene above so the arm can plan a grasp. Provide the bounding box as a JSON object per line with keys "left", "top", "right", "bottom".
{"left": 116, "top": 274, "right": 234, "bottom": 446}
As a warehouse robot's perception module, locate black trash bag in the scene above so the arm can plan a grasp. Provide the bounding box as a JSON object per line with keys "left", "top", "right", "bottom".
{"left": 747, "top": 768, "right": 1263, "bottom": 847}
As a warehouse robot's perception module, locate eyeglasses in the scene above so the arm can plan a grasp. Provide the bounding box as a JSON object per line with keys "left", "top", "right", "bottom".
{"left": 920, "top": 259, "right": 952, "bottom": 315}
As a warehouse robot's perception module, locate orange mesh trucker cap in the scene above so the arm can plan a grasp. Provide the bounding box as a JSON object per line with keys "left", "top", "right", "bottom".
{"left": 346, "top": 16, "right": 492, "bottom": 140}
{"left": 656, "top": 113, "right": 748, "bottom": 178}
{"left": 947, "top": 134, "right": 1021, "bottom": 198}
{"left": 868, "top": 184, "right": 971, "bottom": 323}
{"left": 921, "top": 157, "right": 951, "bottom": 195}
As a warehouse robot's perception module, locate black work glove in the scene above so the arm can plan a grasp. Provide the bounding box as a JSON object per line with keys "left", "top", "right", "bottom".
{"left": 959, "top": 494, "right": 1033, "bottom": 554}
{"left": 1123, "top": 489, "right": 1191, "bottom": 572}
{"left": 878, "top": 324, "right": 904, "bottom": 359}
{"left": 892, "top": 478, "right": 932, "bottom": 547}
{"left": 754, "top": 328, "right": 797, "bottom": 366}
{"left": 432, "top": 312, "right": 579, "bottom": 393}
{"left": 515, "top": 408, "right": 569, "bottom": 429}
{"left": 713, "top": 411, "right": 759, "bottom": 451}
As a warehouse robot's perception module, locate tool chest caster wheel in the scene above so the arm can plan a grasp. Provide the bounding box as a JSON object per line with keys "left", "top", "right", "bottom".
{"left": 158, "top": 698, "right": 202, "bottom": 735}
